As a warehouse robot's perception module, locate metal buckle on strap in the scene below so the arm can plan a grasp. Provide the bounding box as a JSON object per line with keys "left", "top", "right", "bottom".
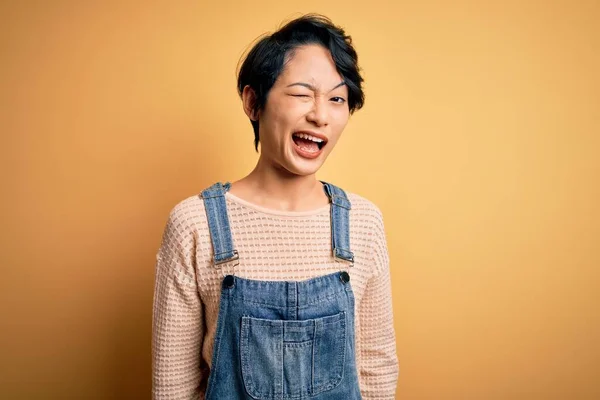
{"left": 214, "top": 249, "right": 239, "bottom": 268}
{"left": 334, "top": 252, "right": 354, "bottom": 268}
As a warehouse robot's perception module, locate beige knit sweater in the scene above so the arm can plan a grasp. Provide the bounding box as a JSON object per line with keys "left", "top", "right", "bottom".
{"left": 152, "top": 188, "right": 399, "bottom": 399}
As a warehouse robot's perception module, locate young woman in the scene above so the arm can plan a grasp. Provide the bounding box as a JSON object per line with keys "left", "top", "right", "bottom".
{"left": 152, "top": 14, "right": 399, "bottom": 400}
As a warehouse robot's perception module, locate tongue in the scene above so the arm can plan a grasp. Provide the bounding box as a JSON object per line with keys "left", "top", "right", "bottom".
{"left": 293, "top": 136, "right": 319, "bottom": 152}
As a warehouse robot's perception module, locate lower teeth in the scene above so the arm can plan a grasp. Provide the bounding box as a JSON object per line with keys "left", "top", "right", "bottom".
{"left": 293, "top": 137, "right": 320, "bottom": 153}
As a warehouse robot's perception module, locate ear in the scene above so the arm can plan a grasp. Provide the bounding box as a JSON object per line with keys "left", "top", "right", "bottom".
{"left": 242, "top": 85, "right": 259, "bottom": 121}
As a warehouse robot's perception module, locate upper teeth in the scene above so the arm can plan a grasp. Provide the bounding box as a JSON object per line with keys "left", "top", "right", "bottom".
{"left": 294, "top": 133, "right": 324, "bottom": 143}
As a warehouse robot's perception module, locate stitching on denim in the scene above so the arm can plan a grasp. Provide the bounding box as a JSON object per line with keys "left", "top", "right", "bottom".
{"left": 231, "top": 289, "right": 346, "bottom": 309}
{"left": 312, "top": 312, "right": 346, "bottom": 395}
{"left": 240, "top": 317, "right": 268, "bottom": 399}
{"left": 205, "top": 293, "right": 229, "bottom": 399}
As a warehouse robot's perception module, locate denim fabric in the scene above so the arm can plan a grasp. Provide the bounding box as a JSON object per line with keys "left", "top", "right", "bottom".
{"left": 200, "top": 181, "right": 361, "bottom": 399}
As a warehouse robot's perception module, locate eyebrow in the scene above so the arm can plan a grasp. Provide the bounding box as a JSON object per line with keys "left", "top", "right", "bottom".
{"left": 286, "top": 81, "right": 346, "bottom": 92}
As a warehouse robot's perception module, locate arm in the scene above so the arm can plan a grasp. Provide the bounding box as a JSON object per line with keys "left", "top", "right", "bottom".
{"left": 358, "top": 208, "right": 400, "bottom": 399}
{"left": 152, "top": 207, "right": 204, "bottom": 399}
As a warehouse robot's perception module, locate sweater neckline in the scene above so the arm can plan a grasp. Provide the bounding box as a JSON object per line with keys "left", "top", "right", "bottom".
{"left": 225, "top": 191, "right": 330, "bottom": 217}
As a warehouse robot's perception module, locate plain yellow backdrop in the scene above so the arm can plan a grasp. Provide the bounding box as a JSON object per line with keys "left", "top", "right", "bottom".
{"left": 1, "top": 1, "right": 598, "bottom": 399}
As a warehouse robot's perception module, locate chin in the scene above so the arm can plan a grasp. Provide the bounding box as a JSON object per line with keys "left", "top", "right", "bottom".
{"left": 285, "top": 160, "right": 323, "bottom": 177}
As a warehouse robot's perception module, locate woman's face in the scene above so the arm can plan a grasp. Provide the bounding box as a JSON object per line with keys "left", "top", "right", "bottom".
{"left": 253, "top": 44, "right": 350, "bottom": 176}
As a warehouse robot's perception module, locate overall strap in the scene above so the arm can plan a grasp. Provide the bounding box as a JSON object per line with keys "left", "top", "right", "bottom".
{"left": 320, "top": 180, "right": 355, "bottom": 267}
{"left": 200, "top": 181, "right": 239, "bottom": 267}
{"left": 200, "top": 181, "right": 354, "bottom": 268}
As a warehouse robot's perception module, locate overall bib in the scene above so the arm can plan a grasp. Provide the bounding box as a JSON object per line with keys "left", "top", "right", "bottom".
{"left": 200, "top": 181, "right": 362, "bottom": 400}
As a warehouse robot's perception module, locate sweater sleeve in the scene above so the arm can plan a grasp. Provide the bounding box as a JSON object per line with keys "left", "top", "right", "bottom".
{"left": 358, "top": 207, "right": 400, "bottom": 399}
{"left": 152, "top": 206, "right": 204, "bottom": 399}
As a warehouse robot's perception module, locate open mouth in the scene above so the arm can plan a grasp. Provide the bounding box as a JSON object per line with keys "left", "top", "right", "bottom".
{"left": 291, "top": 132, "right": 327, "bottom": 152}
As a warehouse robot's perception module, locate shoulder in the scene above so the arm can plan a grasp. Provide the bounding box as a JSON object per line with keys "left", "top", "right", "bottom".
{"left": 344, "top": 190, "right": 390, "bottom": 273}
{"left": 162, "top": 193, "right": 208, "bottom": 239}
{"left": 345, "top": 190, "right": 385, "bottom": 227}
{"left": 344, "top": 189, "right": 388, "bottom": 245}
{"left": 168, "top": 193, "right": 206, "bottom": 221}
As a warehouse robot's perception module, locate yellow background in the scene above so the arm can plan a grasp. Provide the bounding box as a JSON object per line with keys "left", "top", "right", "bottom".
{"left": 1, "top": 1, "right": 598, "bottom": 399}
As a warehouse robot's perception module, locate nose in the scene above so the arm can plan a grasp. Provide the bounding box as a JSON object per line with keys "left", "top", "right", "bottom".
{"left": 306, "top": 97, "right": 329, "bottom": 127}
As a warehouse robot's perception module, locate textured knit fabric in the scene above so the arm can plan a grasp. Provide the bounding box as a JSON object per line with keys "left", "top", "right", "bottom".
{"left": 152, "top": 189, "right": 399, "bottom": 399}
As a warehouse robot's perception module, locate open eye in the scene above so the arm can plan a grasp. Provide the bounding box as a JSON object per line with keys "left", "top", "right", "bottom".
{"left": 330, "top": 97, "right": 346, "bottom": 104}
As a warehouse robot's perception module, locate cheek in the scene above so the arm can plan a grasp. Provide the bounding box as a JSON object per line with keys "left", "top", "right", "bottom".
{"left": 332, "top": 108, "right": 350, "bottom": 128}
{"left": 268, "top": 98, "right": 300, "bottom": 121}
{"left": 327, "top": 110, "right": 350, "bottom": 143}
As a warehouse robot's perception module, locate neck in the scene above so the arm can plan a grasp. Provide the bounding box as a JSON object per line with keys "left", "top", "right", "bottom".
{"left": 230, "top": 159, "right": 328, "bottom": 212}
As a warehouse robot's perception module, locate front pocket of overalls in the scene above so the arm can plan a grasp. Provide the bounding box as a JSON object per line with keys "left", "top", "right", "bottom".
{"left": 240, "top": 311, "right": 347, "bottom": 399}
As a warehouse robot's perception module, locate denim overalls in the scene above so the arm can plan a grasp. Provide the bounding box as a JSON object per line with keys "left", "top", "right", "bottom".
{"left": 200, "top": 181, "right": 362, "bottom": 400}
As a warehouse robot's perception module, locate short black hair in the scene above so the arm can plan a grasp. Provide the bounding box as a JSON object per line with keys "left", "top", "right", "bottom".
{"left": 236, "top": 13, "right": 365, "bottom": 152}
